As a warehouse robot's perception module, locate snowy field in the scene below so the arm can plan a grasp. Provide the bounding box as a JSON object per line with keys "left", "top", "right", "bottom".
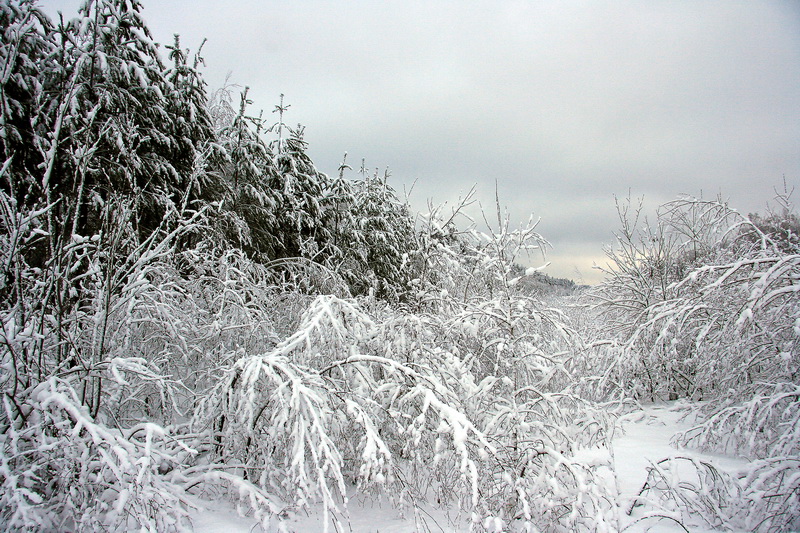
{"left": 193, "top": 402, "right": 751, "bottom": 533}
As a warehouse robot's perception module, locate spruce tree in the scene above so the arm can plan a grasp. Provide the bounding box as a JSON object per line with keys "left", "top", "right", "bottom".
{"left": 348, "top": 164, "right": 418, "bottom": 299}
{"left": 216, "top": 87, "right": 277, "bottom": 258}
{"left": 269, "top": 122, "right": 328, "bottom": 260}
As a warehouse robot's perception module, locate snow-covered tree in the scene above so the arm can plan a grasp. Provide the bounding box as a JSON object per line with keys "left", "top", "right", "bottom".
{"left": 584, "top": 193, "right": 800, "bottom": 531}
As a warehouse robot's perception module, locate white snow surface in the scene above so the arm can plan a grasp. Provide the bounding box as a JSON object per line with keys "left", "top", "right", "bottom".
{"left": 612, "top": 403, "right": 749, "bottom": 533}
{"left": 192, "top": 402, "right": 751, "bottom": 532}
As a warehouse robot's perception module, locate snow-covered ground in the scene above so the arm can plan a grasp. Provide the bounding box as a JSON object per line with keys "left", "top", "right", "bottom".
{"left": 613, "top": 404, "right": 749, "bottom": 533}
{"left": 192, "top": 402, "right": 750, "bottom": 532}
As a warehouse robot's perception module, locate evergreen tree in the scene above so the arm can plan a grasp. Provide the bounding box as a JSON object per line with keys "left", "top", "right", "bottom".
{"left": 215, "top": 87, "right": 276, "bottom": 257}
{"left": 163, "top": 33, "right": 223, "bottom": 208}
{"left": 64, "top": 0, "right": 216, "bottom": 237}
{"left": 1, "top": 0, "right": 219, "bottom": 249}
{"left": 348, "top": 164, "right": 418, "bottom": 299}
{"left": 0, "top": 0, "right": 57, "bottom": 196}
{"left": 268, "top": 122, "right": 328, "bottom": 260}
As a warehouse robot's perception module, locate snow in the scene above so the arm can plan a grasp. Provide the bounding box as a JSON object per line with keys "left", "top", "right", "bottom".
{"left": 612, "top": 403, "right": 750, "bottom": 533}
{"left": 191, "top": 505, "right": 268, "bottom": 533}
{"left": 192, "top": 402, "right": 752, "bottom": 532}
{"left": 194, "top": 492, "right": 469, "bottom": 533}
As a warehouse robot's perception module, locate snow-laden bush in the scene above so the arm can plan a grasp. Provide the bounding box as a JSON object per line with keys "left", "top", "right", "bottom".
{"left": 620, "top": 251, "right": 800, "bottom": 401}
{"left": 588, "top": 193, "right": 800, "bottom": 531}
{"left": 0, "top": 373, "right": 292, "bottom": 532}
{"left": 475, "top": 388, "right": 616, "bottom": 531}
{"left": 590, "top": 195, "right": 798, "bottom": 401}
{"left": 671, "top": 383, "right": 800, "bottom": 532}
{"left": 0, "top": 177, "right": 292, "bottom": 529}
{"left": 409, "top": 204, "right": 617, "bottom": 531}
{"left": 627, "top": 456, "right": 745, "bottom": 531}
{"left": 189, "top": 289, "right": 618, "bottom": 532}
{"left": 174, "top": 200, "right": 617, "bottom": 532}
{"left": 0, "top": 378, "right": 196, "bottom": 531}
{"left": 740, "top": 456, "right": 800, "bottom": 532}
{"left": 675, "top": 382, "right": 800, "bottom": 459}
{"left": 630, "top": 454, "right": 800, "bottom": 533}
{"left": 193, "top": 295, "right": 494, "bottom": 530}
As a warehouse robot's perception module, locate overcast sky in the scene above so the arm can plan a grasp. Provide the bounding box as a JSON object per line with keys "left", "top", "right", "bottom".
{"left": 40, "top": 0, "right": 800, "bottom": 283}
